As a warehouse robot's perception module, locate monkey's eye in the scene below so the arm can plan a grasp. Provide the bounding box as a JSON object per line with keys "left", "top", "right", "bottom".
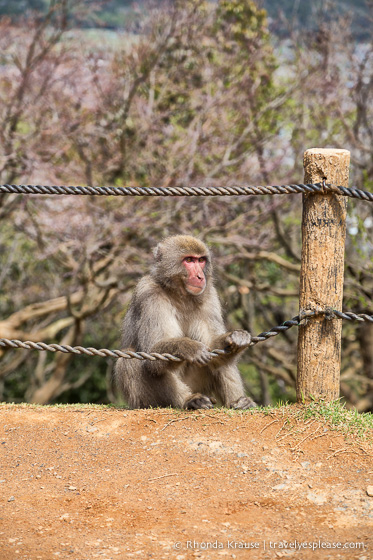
{"left": 183, "top": 256, "right": 207, "bottom": 264}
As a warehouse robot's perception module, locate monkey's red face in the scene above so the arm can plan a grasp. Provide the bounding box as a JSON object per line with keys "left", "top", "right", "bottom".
{"left": 182, "top": 256, "right": 207, "bottom": 295}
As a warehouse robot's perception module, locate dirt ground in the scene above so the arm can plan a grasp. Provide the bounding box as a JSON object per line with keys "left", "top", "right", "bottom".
{"left": 0, "top": 404, "right": 372, "bottom": 560}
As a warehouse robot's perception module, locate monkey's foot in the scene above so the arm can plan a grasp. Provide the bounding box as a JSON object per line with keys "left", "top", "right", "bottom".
{"left": 230, "top": 396, "right": 257, "bottom": 410}
{"left": 184, "top": 393, "right": 215, "bottom": 410}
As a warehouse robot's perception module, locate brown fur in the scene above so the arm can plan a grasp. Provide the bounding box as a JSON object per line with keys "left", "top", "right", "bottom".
{"left": 112, "top": 235, "right": 256, "bottom": 410}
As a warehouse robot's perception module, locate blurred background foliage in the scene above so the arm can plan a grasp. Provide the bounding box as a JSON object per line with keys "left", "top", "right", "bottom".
{"left": 0, "top": 0, "right": 372, "bottom": 409}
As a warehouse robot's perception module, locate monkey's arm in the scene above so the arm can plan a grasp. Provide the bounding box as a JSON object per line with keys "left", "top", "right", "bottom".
{"left": 148, "top": 337, "right": 212, "bottom": 375}
{"left": 208, "top": 329, "right": 256, "bottom": 409}
{"left": 132, "top": 289, "right": 211, "bottom": 376}
{"left": 200, "top": 330, "right": 251, "bottom": 374}
{"left": 212, "top": 330, "right": 251, "bottom": 359}
{"left": 199, "top": 290, "right": 251, "bottom": 365}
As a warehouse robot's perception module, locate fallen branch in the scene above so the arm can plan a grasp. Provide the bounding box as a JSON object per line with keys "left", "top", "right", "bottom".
{"left": 148, "top": 473, "right": 178, "bottom": 482}
{"left": 260, "top": 419, "right": 279, "bottom": 434}
{"left": 290, "top": 424, "right": 321, "bottom": 451}
{"left": 161, "top": 416, "right": 190, "bottom": 432}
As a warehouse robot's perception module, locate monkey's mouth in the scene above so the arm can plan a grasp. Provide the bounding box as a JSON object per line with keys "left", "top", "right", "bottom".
{"left": 185, "top": 283, "right": 206, "bottom": 295}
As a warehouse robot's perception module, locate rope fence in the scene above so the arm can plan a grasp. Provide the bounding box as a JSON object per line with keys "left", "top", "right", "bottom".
{"left": 1, "top": 182, "right": 373, "bottom": 201}
{"left": 0, "top": 182, "right": 373, "bottom": 202}
{"left": 1, "top": 310, "right": 372, "bottom": 361}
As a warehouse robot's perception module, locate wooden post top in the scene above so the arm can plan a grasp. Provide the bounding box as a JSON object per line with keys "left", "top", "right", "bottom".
{"left": 304, "top": 148, "right": 350, "bottom": 155}
{"left": 303, "top": 148, "right": 350, "bottom": 186}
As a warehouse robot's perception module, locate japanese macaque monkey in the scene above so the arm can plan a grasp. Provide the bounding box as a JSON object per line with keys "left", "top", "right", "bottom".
{"left": 113, "top": 235, "right": 256, "bottom": 410}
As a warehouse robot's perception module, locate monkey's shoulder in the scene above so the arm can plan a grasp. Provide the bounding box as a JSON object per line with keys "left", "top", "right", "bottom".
{"left": 131, "top": 275, "right": 174, "bottom": 308}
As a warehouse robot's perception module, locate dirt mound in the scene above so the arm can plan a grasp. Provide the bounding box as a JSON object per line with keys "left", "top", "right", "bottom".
{"left": 0, "top": 404, "right": 372, "bottom": 560}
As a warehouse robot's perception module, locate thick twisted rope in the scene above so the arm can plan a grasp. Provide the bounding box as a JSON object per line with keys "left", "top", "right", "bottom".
{"left": 0, "top": 183, "right": 372, "bottom": 201}
{"left": 325, "top": 310, "right": 373, "bottom": 322}
{"left": 1, "top": 310, "right": 371, "bottom": 361}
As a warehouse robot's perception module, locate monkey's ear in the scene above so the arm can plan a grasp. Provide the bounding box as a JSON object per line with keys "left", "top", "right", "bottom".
{"left": 153, "top": 243, "right": 162, "bottom": 262}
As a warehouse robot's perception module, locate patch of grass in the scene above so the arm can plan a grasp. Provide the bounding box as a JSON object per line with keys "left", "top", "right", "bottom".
{"left": 265, "top": 400, "right": 373, "bottom": 440}
{"left": 300, "top": 400, "right": 373, "bottom": 436}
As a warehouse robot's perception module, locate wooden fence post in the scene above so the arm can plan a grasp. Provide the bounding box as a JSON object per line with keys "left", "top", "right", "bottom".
{"left": 296, "top": 148, "right": 350, "bottom": 403}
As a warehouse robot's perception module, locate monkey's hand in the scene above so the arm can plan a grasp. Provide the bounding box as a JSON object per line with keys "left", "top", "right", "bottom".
{"left": 184, "top": 393, "right": 216, "bottom": 410}
{"left": 175, "top": 340, "right": 212, "bottom": 366}
{"left": 223, "top": 330, "right": 251, "bottom": 353}
{"left": 230, "top": 396, "right": 257, "bottom": 410}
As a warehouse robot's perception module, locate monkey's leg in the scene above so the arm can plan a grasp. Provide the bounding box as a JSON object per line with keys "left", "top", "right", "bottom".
{"left": 212, "top": 364, "right": 256, "bottom": 409}
{"left": 143, "top": 370, "right": 194, "bottom": 409}
{"left": 147, "top": 372, "right": 216, "bottom": 410}
{"left": 114, "top": 358, "right": 190, "bottom": 408}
